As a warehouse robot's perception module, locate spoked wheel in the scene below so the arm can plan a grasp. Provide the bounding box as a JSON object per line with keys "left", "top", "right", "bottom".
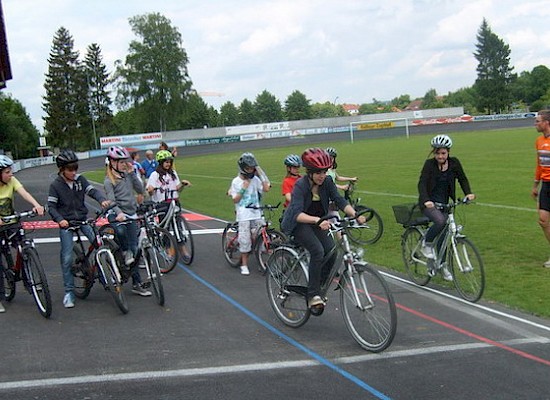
{"left": 222, "top": 222, "right": 241, "bottom": 268}
{"left": 96, "top": 246, "right": 128, "bottom": 314}
{"left": 2, "top": 253, "right": 15, "bottom": 302}
{"left": 175, "top": 215, "right": 194, "bottom": 265}
{"left": 143, "top": 246, "right": 165, "bottom": 306}
{"left": 402, "top": 227, "right": 431, "bottom": 286}
{"left": 348, "top": 205, "right": 384, "bottom": 245}
{"left": 72, "top": 245, "right": 94, "bottom": 299}
{"left": 339, "top": 262, "right": 397, "bottom": 352}
{"left": 22, "top": 247, "right": 52, "bottom": 318}
{"left": 255, "top": 228, "right": 287, "bottom": 274}
{"left": 153, "top": 227, "right": 178, "bottom": 274}
{"left": 450, "top": 237, "right": 485, "bottom": 302}
{"left": 266, "top": 246, "right": 310, "bottom": 328}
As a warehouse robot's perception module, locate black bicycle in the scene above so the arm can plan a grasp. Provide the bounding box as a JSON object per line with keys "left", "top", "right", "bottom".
{"left": 343, "top": 181, "right": 383, "bottom": 245}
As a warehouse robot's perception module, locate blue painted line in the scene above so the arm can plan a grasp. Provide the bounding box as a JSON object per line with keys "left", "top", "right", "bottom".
{"left": 179, "top": 263, "right": 391, "bottom": 400}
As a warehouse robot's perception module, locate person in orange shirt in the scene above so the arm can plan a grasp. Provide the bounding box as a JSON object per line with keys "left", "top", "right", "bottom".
{"left": 281, "top": 154, "right": 301, "bottom": 208}
{"left": 531, "top": 110, "right": 550, "bottom": 267}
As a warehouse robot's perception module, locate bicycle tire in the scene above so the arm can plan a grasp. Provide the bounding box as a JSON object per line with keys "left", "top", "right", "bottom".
{"left": 96, "top": 246, "right": 129, "bottom": 314}
{"left": 143, "top": 245, "right": 165, "bottom": 306}
{"left": 266, "top": 246, "right": 310, "bottom": 328}
{"left": 339, "top": 262, "right": 397, "bottom": 352}
{"left": 222, "top": 222, "right": 241, "bottom": 268}
{"left": 152, "top": 226, "right": 178, "bottom": 274}
{"left": 22, "top": 247, "right": 52, "bottom": 319}
{"left": 402, "top": 227, "right": 431, "bottom": 286}
{"left": 255, "top": 228, "right": 287, "bottom": 274}
{"left": 1, "top": 252, "right": 15, "bottom": 302}
{"left": 175, "top": 214, "right": 194, "bottom": 265}
{"left": 348, "top": 205, "right": 384, "bottom": 245}
{"left": 72, "top": 245, "right": 94, "bottom": 299}
{"left": 450, "top": 237, "right": 485, "bottom": 302}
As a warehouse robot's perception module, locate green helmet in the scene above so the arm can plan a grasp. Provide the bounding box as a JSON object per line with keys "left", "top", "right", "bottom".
{"left": 156, "top": 150, "right": 173, "bottom": 163}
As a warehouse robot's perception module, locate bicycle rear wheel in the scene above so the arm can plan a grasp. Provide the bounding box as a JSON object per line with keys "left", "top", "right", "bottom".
{"left": 143, "top": 246, "right": 165, "bottom": 306}
{"left": 22, "top": 247, "right": 52, "bottom": 319}
{"left": 175, "top": 215, "right": 194, "bottom": 265}
{"left": 266, "top": 246, "right": 310, "bottom": 328}
{"left": 450, "top": 237, "right": 485, "bottom": 302}
{"left": 72, "top": 245, "right": 94, "bottom": 299}
{"left": 255, "top": 228, "right": 287, "bottom": 274}
{"left": 96, "top": 246, "right": 129, "bottom": 314}
{"left": 402, "top": 227, "right": 431, "bottom": 286}
{"left": 339, "top": 262, "right": 397, "bottom": 352}
{"left": 152, "top": 226, "right": 178, "bottom": 274}
{"left": 222, "top": 222, "right": 241, "bottom": 268}
{"left": 348, "top": 205, "right": 384, "bottom": 245}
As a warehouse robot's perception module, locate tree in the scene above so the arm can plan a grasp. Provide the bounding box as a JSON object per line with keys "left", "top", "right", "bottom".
{"left": 207, "top": 106, "right": 220, "bottom": 128}
{"left": 422, "top": 89, "right": 445, "bottom": 109}
{"left": 179, "top": 93, "right": 209, "bottom": 129}
{"left": 114, "top": 12, "right": 192, "bottom": 133}
{"left": 446, "top": 87, "right": 479, "bottom": 115}
{"left": 254, "top": 90, "right": 283, "bottom": 123}
{"left": 238, "top": 99, "right": 258, "bottom": 125}
{"left": 390, "top": 94, "right": 411, "bottom": 110}
{"left": 311, "top": 101, "right": 343, "bottom": 118}
{"left": 219, "top": 101, "right": 239, "bottom": 126}
{"left": 43, "top": 27, "right": 89, "bottom": 150}
{"left": 0, "top": 93, "right": 40, "bottom": 158}
{"left": 284, "top": 90, "right": 311, "bottom": 121}
{"left": 473, "top": 18, "right": 515, "bottom": 114}
{"left": 84, "top": 43, "right": 114, "bottom": 146}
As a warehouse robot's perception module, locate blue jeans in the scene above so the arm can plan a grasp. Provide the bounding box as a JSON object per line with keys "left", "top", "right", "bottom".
{"left": 107, "top": 216, "right": 141, "bottom": 285}
{"left": 60, "top": 225, "right": 94, "bottom": 294}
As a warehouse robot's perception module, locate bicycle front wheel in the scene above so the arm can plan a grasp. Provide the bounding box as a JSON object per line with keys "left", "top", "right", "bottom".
{"left": 222, "top": 222, "right": 241, "bottom": 268}
{"left": 1, "top": 252, "right": 15, "bottom": 302}
{"left": 339, "top": 262, "right": 397, "bottom": 352}
{"left": 22, "top": 247, "right": 52, "bottom": 319}
{"left": 402, "top": 227, "right": 431, "bottom": 286}
{"left": 96, "top": 246, "right": 129, "bottom": 314}
{"left": 175, "top": 215, "right": 194, "bottom": 265}
{"left": 266, "top": 246, "right": 310, "bottom": 328}
{"left": 72, "top": 245, "right": 93, "bottom": 299}
{"left": 450, "top": 237, "right": 485, "bottom": 302}
{"left": 143, "top": 246, "right": 165, "bottom": 306}
{"left": 152, "top": 226, "right": 178, "bottom": 274}
{"left": 255, "top": 228, "right": 287, "bottom": 274}
{"left": 348, "top": 205, "right": 384, "bottom": 245}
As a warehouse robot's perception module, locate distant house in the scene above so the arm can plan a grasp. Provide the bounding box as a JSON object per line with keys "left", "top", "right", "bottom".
{"left": 404, "top": 99, "right": 423, "bottom": 111}
{"left": 342, "top": 103, "right": 360, "bottom": 115}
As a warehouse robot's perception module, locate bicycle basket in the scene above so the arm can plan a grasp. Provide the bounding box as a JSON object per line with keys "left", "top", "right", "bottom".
{"left": 392, "top": 203, "right": 423, "bottom": 225}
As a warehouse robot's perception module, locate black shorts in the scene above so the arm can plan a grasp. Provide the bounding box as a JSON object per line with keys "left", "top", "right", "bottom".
{"left": 539, "top": 181, "right": 550, "bottom": 212}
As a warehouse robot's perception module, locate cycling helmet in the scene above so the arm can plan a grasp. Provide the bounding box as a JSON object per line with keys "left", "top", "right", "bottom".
{"left": 156, "top": 150, "right": 174, "bottom": 163}
{"left": 301, "top": 148, "right": 333, "bottom": 172}
{"left": 431, "top": 134, "right": 453, "bottom": 149}
{"left": 0, "top": 155, "right": 14, "bottom": 170}
{"left": 56, "top": 149, "right": 79, "bottom": 168}
{"left": 283, "top": 154, "right": 302, "bottom": 167}
{"left": 238, "top": 152, "right": 258, "bottom": 179}
{"left": 325, "top": 147, "right": 338, "bottom": 158}
{"left": 107, "top": 145, "right": 130, "bottom": 160}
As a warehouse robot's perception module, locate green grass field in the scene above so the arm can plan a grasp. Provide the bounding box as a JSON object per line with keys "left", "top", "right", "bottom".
{"left": 86, "top": 126, "right": 550, "bottom": 318}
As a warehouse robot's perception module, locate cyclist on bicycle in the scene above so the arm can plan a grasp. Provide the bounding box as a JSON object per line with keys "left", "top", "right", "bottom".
{"left": 418, "top": 134, "right": 476, "bottom": 280}
{"left": 47, "top": 150, "right": 110, "bottom": 309}
{"left": 281, "top": 154, "right": 302, "bottom": 208}
{"left": 145, "top": 150, "right": 190, "bottom": 203}
{"left": 104, "top": 146, "right": 151, "bottom": 297}
{"left": 229, "top": 152, "right": 271, "bottom": 275}
{"left": 325, "top": 147, "right": 358, "bottom": 191}
{"left": 0, "top": 155, "right": 45, "bottom": 313}
{"left": 281, "top": 148, "right": 364, "bottom": 312}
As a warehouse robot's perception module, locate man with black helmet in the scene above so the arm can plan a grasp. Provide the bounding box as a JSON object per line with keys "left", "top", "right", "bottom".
{"left": 47, "top": 149, "right": 110, "bottom": 309}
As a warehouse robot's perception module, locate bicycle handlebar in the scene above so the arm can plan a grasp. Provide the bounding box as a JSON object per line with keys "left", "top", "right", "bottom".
{"left": 1, "top": 209, "right": 38, "bottom": 223}
{"left": 434, "top": 198, "right": 472, "bottom": 211}
{"left": 316, "top": 207, "right": 371, "bottom": 229}
{"left": 245, "top": 202, "right": 281, "bottom": 211}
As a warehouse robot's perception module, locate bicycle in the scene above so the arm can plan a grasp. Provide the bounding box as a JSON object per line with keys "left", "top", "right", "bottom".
{"left": 222, "top": 203, "right": 287, "bottom": 273}
{"left": 265, "top": 209, "right": 397, "bottom": 352}
{"left": 393, "top": 199, "right": 485, "bottom": 302}
{"left": 343, "top": 181, "right": 383, "bottom": 245}
{"left": 1, "top": 210, "right": 52, "bottom": 318}
{"left": 70, "top": 207, "right": 129, "bottom": 314}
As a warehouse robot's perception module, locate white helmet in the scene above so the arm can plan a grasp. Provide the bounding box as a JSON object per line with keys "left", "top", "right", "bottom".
{"left": 431, "top": 134, "right": 453, "bottom": 149}
{"left": 0, "top": 155, "right": 14, "bottom": 169}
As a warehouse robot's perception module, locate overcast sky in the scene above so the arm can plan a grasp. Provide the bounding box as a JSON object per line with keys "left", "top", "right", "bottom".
{"left": 3, "top": 0, "right": 550, "bottom": 131}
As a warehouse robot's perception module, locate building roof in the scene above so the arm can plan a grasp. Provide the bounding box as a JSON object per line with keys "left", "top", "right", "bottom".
{"left": 0, "top": 0, "right": 12, "bottom": 89}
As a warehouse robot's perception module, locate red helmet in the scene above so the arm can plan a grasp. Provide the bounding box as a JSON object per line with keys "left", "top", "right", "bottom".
{"left": 301, "top": 148, "right": 333, "bottom": 171}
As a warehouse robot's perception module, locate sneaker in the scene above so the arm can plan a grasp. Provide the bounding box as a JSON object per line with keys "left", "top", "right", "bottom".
{"left": 124, "top": 251, "right": 135, "bottom": 266}
{"left": 440, "top": 263, "right": 453, "bottom": 281}
{"left": 0, "top": 301, "right": 5, "bottom": 313}
{"left": 543, "top": 258, "right": 550, "bottom": 268}
{"left": 63, "top": 292, "right": 75, "bottom": 308}
{"left": 132, "top": 284, "right": 152, "bottom": 297}
{"left": 240, "top": 265, "right": 250, "bottom": 275}
{"left": 420, "top": 241, "right": 435, "bottom": 259}
{"left": 308, "top": 295, "right": 326, "bottom": 308}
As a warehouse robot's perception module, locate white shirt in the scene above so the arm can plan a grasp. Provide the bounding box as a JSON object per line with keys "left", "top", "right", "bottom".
{"left": 230, "top": 175, "right": 264, "bottom": 221}
{"left": 147, "top": 170, "right": 181, "bottom": 202}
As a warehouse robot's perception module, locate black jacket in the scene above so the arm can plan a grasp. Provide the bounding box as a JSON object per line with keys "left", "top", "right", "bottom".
{"left": 417, "top": 157, "right": 472, "bottom": 209}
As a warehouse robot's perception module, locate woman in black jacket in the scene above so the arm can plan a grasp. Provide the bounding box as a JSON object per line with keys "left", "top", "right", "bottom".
{"left": 417, "top": 135, "right": 475, "bottom": 279}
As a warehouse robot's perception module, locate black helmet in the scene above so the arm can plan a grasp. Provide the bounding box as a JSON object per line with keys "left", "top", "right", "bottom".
{"left": 325, "top": 147, "right": 338, "bottom": 158}
{"left": 56, "top": 149, "right": 79, "bottom": 168}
